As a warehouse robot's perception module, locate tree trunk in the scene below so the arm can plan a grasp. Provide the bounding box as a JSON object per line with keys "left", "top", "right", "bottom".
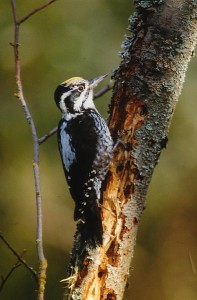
{"left": 64, "top": 1, "right": 197, "bottom": 299}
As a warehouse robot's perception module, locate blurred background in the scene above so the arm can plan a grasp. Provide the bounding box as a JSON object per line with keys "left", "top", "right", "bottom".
{"left": 0, "top": 1, "right": 197, "bottom": 299}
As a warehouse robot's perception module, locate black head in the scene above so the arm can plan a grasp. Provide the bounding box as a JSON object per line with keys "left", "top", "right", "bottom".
{"left": 54, "top": 75, "right": 107, "bottom": 114}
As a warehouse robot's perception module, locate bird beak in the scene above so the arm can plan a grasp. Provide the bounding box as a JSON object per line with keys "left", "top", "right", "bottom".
{"left": 89, "top": 74, "right": 108, "bottom": 89}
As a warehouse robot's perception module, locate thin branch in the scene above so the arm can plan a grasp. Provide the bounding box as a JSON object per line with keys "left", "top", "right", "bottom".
{"left": 38, "top": 126, "right": 58, "bottom": 144}
{"left": 94, "top": 83, "right": 113, "bottom": 100}
{"left": 10, "top": 1, "right": 49, "bottom": 298}
{"left": 18, "top": 0, "right": 58, "bottom": 25}
{"left": 0, "top": 234, "right": 38, "bottom": 285}
{"left": 11, "top": 0, "right": 18, "bottom": 24}
{"left": 0, "top": 262, "right": 22, "bottom": 292}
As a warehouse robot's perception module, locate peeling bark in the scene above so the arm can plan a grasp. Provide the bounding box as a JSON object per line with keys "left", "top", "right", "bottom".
{"left": 64, "top": 1, "right": 197, "bottom": 299}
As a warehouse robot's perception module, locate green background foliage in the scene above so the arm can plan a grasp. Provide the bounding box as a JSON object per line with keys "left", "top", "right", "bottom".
{"left": 0, "top": 1, "right": 197, "bottom": 299}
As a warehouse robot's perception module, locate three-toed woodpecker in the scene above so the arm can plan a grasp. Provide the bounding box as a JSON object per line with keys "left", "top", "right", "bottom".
{"left": 54, "top": 75, "right": 113, "bottom": 246}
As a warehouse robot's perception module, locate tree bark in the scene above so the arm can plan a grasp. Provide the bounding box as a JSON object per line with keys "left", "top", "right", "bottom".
{"left": 65, "top": 1, "right": 197, "bottom": 299}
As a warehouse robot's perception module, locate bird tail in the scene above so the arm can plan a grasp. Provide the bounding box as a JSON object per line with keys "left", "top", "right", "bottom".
{"left": 74, "top": 193, "right": 103, "bottom": 247}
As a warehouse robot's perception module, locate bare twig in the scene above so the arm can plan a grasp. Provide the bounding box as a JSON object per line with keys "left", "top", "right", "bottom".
{"left": 18, "top": 0, "right": 58, "bottom": 25}
{"left": 38, "top": 126, "right": 58, "bottom": 144}
{"left": 0, "top": 261, "right": 21, "bottom": 292}
{"left": 10, "top": 0, "right": 57, "bottom": 298}
{"left": 94, "top": 83, "right": 113, "bottom": 99}
{"left": 0, "top": 235, "right": 38, "bottom": 293}
{"left": 0, "top": 234, "right": 38, "bottom": 284}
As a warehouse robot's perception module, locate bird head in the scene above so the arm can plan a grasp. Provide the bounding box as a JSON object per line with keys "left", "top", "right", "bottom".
{"left": 54, "top": 74, "right": 107, "bottom": 115}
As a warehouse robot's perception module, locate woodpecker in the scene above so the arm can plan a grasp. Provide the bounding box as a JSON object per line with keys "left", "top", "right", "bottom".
{"left": 54, "top": 75, "right": 113, "bottom": 247}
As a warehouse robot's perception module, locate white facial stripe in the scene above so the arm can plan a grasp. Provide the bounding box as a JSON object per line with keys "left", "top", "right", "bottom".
{"left": 73, "top": 89, "right": 86, "bottom": 111}
{"left": 73, "top": 89, "right": 96, "bottom": 112}
{"left": 59, "top": 82, "right": 97, "bottom": 114}
{"left": 59, "top": 90, "right": 72, "bottom": 112}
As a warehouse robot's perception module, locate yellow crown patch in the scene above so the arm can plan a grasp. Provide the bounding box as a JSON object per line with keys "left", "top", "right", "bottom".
{"left": 62, "top": 77, "right": 83, "bottom": 86}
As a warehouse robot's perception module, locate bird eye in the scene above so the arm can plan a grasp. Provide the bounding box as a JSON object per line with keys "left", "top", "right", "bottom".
{"left": 78, "top": 85, "right": 85, "bottom": 92}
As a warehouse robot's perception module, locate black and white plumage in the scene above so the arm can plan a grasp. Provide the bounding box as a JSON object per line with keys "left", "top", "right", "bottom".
{"left": 54, "top": 75, "right": 113, "bottom": 246}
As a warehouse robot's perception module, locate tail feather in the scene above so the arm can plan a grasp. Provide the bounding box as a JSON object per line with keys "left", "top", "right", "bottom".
{"left": 74, "top": 198, "right": 103, "bottom": 247}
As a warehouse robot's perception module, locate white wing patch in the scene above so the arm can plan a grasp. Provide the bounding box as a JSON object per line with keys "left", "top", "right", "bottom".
{"left": 59, "top": 121, "right": 76, "bottom": 172}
